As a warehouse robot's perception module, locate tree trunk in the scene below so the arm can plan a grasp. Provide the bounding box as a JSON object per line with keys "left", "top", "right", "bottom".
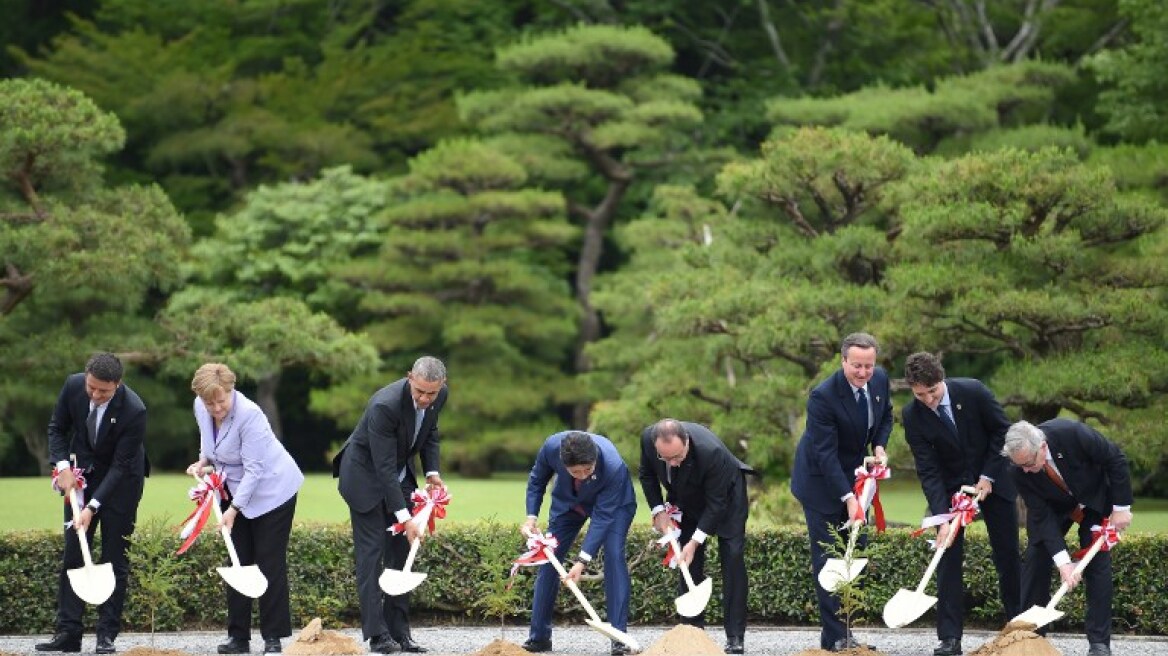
{"left": 255, "top": 370, "right": 284, "bottom": 439}
{"left": 25, "top": 428, "right": 50, "bottom": 475}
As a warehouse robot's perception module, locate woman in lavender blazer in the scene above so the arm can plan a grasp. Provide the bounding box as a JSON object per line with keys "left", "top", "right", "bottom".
{"left": 186, "top": 363, "right": 304, "bottom": 655}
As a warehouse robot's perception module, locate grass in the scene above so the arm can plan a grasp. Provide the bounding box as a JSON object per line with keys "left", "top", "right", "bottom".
{"left": 3, "top": 472, "right": 1166, "bottom": 534}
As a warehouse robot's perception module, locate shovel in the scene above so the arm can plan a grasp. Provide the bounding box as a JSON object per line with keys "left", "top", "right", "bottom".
{"left": 525, "top": 529, "right": 641, "bottom": 653}
{"left": 379, "top": 502, "right": 434, "bottom": 596}
{"left": 666, "top": 534, "right": 712, "bottom": 617}
{"left": 818, "top": 457, "right": 880, "bottom": 592}
{"left": 197, "top": 471, "right": 269, "bottom": 599}
{"left": 65, "top": 487, "right": 115, "bottom": 606}
{"left": 883, "top": 485, "right": 978, "bottom": 628}
{"left": 1011, "top": 529, "right": 1113, "bottom": 630}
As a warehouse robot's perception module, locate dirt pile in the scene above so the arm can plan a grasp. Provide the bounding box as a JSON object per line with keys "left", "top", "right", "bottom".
{"left": 792, "top": 647, "right": 879, "bottom": 656}
{"left": 968, "top": 621, "right": 1061, "bottom": 656}
{"left": 470, "top": 638, "right": 533, "bottom": 656}
{"left": 123, "top": 647, "right": 189, "bottom": 656}
{"left": 284, "top": 617, "right": 363, "bottom": 655}
{"left": 640, "top": 624, "right": 727, "bottom": 656}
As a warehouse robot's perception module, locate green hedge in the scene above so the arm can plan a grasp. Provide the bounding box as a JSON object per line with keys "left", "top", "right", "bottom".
{"left": 3, "top": 521, "right": 1166, "bottom": 635}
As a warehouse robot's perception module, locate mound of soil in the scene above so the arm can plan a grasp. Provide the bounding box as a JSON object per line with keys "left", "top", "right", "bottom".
{"left": 640, "top": 624, "right": 727, "bottom": 656}
{"left": 123, "top": 648, "right": 190, "bottom": 656}
{"left": 284, "top": 617, "right": 364, "bottom": 655}
{"left": 968, "top": 621, "right": 1061, "bottom": 656}
{"left": 470, "top": 638, "right": 533, "bottom": 656}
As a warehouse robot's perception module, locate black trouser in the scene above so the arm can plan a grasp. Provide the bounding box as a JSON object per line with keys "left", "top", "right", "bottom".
{"left": 1021, "top": 510, "right": 1113, "bottom": 645}
{"left": 936, "top": 492, "right": 1021, "bottom": 640}
{"left": 56, "top": 479, "right": 143, "bottom": 639}
{"left": 350, "top": 483, "right": 419, "bottom": 642}
{"left": 224, "top": 494, "right": 297, "bottom": 641}
{"left": 802, "top": 503, "right": 858, "bottom": 650}
{"left": 677, "top": 475, "right": 748, "bottom": 641}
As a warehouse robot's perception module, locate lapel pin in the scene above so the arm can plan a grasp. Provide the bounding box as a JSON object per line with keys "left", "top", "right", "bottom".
{"left": 875, "top": 396, "right": 882, "bottom": 403}
{"left": 955, "top": 404, "right": 962, "bottom": 411}
{"left": 110, "top": 418, "right": 117, "bottom": 424}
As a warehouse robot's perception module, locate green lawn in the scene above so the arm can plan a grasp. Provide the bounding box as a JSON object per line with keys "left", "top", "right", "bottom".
{"left": 3, "top": 472, "right": 1166, "bottom": 534}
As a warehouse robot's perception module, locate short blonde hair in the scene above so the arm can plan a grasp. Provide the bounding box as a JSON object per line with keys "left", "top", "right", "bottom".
{"left": 191, "top": 363, "right": 237, "bottom": 399}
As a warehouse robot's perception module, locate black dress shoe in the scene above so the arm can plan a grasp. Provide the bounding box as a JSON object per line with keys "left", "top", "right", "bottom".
{"left": 217, "top": 637, "right": 250, "bottom": 654}
{"left": 96, "top": 636, "right": 117, "bottom": 654}
{"left": 522, "top": 638, "right": 552, "bottom": 653}
{"left": 725, "top": 636, "right": 744, "bottom": 654}
{"left": 35, "top": 632, "right": 81, "bottom": 653}
{"left": 395, "top": 637, "right": 427, "bottom": 653}
{"left": 831, "top": 636, "right": 875, "bottom": 652}
{"left": 370, "top": 634, "right": 400, "bottom": 654}
{"left": 934, "top": 638, "right": 961, "bottom": 656}
{"left": 263, "top": 638, "right": 281, "bottom": 653}
{"left": 1087, "top": 644, "right": 1111, "bottom": 656}
{"left": 611, "top": 640, "right": 631, "bottom": 656}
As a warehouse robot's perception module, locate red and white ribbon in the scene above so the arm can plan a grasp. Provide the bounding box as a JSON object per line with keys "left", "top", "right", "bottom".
{"left": 176, "top": 472, "right": 229, "bottom": 555}
{"left": 655, "top": 503, "right": 684, "bottom": 568}
{"left": 852, "top": 463, "right": 891, "bottom": 532}
{"left": 390, "top": 486, "right": 451, "bottom": 535}
{"left": 509, "top": 532, "right": 560, "bottom": 585}
{"left": 912, "top": 491, "right": 980, "bottom": 540}
{"left": 1072, "top": 518, "right": 1121, "bottom": 560}
{"left": 52, "top": 466, "right": 88, "bottom": 529}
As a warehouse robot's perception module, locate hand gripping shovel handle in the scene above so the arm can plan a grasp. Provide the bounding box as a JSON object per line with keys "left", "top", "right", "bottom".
{"left": 1048, "top": 529, "right": 1111, "bottom": 609}
{"left": 666, "top": 535, "right": 700, "bottom": 590}
{"left": 193, "top": 470, "right": 244, "bottom": 568}
{"left": 402, "top": 503, "right": 435, "bottom": 572}
{"left": 66, "top": 488, "right": 97, "bottom": 567}
{"left": 524, "top": 529, "right": 602, "bottom": 623}
{"left": 914, "top": 485, "right": 979, "bottom": 593}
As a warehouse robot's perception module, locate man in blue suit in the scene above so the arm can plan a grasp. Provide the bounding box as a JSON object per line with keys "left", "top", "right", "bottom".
{"left": 521, "top": 432, "right": 637, "bottom": 656}
{"left": 791, "top": 333, "right": 892, "bottom": 653}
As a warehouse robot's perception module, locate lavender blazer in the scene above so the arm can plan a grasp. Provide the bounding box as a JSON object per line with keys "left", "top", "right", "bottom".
{"left": 193, "top": 390, "right": 304, "bottom": 519}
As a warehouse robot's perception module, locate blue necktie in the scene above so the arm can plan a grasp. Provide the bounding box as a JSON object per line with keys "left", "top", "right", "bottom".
{"left": 938, "top": 403, "right": 958, "bottom": 436}
{"left": 86, "top": 405, "right": 99, "bottom": 447}
{"left": 856, "top": 388, "right": 869, "bottom": 430}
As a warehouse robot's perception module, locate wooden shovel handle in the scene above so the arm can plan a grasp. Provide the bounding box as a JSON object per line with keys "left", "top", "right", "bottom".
{"left": 522, "top": 528, "right": 603, "bottom": 623}
{"left": 66, "top": 488, "right": 97, "bottom": 567}
{"left": 1048, "top": 531, "right": 1112, "bottom": 609}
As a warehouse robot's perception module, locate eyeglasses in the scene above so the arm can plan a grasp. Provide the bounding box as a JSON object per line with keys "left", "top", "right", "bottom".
{"left": 1011, "top": 443, "right": 1046, "bottom": 469}
{"left": 656, "top": 440, "right": 689, "bottom": 466}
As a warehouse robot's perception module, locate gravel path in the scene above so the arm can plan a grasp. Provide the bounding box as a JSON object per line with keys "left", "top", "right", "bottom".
{"left": 2, "top": 625, "right": 1166, "bottom": 656}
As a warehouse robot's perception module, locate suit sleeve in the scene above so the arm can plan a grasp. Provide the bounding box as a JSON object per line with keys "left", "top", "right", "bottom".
{"left": 695, "top": 447, "right": 740, "bottom": 536}
{"left": 903, "top": 406, "right": 949, "bottom": 516}
{"left": 229, "top": 407, "right": 274, "bottom": 511}
{"left": 419, "top": 391, "right": 445, "bottom": 475}
{"left": 805, "top": 388, "right": 853, "bottom": 500}
{"left": 973, "top": 382, "right": 1011, "bottom": 484}
{"left": 47, "top": 378, "right": 78, "bottom": 466}
{"left": 580, "top": 462, "right": 632, "bottom": 557}
{"left": 872, "top": 372, "right": 893, "bottom": 449}
{"left": 638, "top": 428, "right": 666, "bottom": 509}
{"left": 91, "top": 402, "right": 146, "bottom": 506}
{"left": 367, "top": 401, "right": 408, "bottom": 513}
{"left": 525, "top": 441, "right": 556, "bottom": 518}
{"left": 1075, "top": 423, "right": 1133, "bottom": 507}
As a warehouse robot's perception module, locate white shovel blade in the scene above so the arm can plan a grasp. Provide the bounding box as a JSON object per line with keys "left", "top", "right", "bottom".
{"left": 1011, "top": 605, "right": 1064, "bottom": 630}
{"left": 675, "top": 577, "right": 712, "bottom": 617}
{"left": 379, "top": 568, "right": 428, "bottom": 596}
{"left": 585, "top": 619, "right": 640, "bottom": 653}
{"left": 882, "top": 587, "right": 937, "bottom": 628}
{"left": 67, "top": 562, "right": 115, "bottom": 606}
{"left": 817, "top": 557, "right": 868, "bottom": 592}
{"left": 217, "top": 564, "right": 269, "bottom": 599}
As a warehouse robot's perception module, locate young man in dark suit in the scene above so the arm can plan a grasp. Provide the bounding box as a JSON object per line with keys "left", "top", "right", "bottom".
{"left": 334, "top": 356, "right": 448, "bottom": 654}
{"left": 1003, "top": 419, "right": 1133, "bottom": 656}
{"left": 38, "top": 353, "right": 148, "bottom": 655}
{"left": 902, "top": 352, "right": 1020, "bottom": 656}
{"left": 640, "top": 419, "right": 753, "bottom": 654}
{"left": 790, "top": 332, "right": 891, "bottom": 653}
{"left": 522, "top": 431, "right": 637, "bottom": 656}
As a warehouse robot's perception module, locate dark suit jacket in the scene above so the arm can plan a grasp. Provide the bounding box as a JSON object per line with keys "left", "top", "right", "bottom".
{"left": 47, "top": 373, "right": 149, "bottom": 510}
{"left": 526, "top": 432, "right": 637, "bottom": 557}
{"left": 790, "top": 367, "right": 893, "bottom": 514}
{"left": 333, "top": 377, "right": 446, "bottom": 515}
{"left": 1011, "top": 418, "right": 1132, "bottom": 556}
{"left": 903, "top": 377, "right": 1015, "bottom": 516}
{"left": 639, "top": 422, "right": 753, "bottom": 538}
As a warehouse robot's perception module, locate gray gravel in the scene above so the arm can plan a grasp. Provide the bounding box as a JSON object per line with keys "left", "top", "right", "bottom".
{"left": 2, "top": 625, "right": 1165, "bottom": 656}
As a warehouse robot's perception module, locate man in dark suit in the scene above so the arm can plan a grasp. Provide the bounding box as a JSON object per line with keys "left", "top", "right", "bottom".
{"left": 1003, "top": 419, "right": 1133, "bottom": 656}
{"left": 37, "top": 353, "right": 148, "bottom": 655}
{"left": 333, "top": 356, "right": 448, "bottom": 654}
{"left": 639, "top": 419, "right": 753, "bottom": 654}
{"left": 902, "top": 352, "right": 1020, "bottom": 656}
{"left": 790, "top": 332, "right": 892, "bottom": 653}
{"left": 522, "top": 432, "right": 637, "bottom": 656}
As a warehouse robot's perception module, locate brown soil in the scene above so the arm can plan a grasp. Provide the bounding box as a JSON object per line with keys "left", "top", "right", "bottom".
{"left": 792, "top": 648, "right": 880, "bottom": 656}
{"left": 284, "top": 617, "right": 364, "bottom": 655}
{"left": 968, "top": 621, "right": 1061, "bottom": 656}
{"left": 469, "top": 638, "right": 533, "bottom": 656}
{"left": 640, "top": 625, "right": 726, "bottom": 656}
{"left": 123, "top": 648, "right": 191, "bottom": 656}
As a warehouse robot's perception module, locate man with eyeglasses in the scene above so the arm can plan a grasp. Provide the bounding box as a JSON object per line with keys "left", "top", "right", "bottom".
{"left": 639, "top": 419, "right": 754, "bottom": 654}
{"left": 521, "top": 432, "right": 636, "bottom": 656}
{"left": 790, "top": 332, "right": 892, "bottom": 653}
{"left": 901, "top": 352, "right": 1019, "bottom": 656}
{"left": 1002, "top": 419, "right": 1132, "bottom": 656}
{"left": 334, "top": 356, "right": 448, "bottom": 654}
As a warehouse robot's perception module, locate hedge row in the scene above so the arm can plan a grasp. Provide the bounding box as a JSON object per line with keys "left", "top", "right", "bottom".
{"left": 3, "top": 520, "right": 1166, "bottom": 635}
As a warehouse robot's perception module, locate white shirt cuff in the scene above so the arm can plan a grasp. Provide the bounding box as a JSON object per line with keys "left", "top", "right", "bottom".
{"left": 56, "top": 460, "right": 71, "bottom": 471}
{"left": 425, "top": 470, "right": 440, "bottom": 479}
{"left": 841, "top": 492, "right": 855, "bottom": 503}
{"left": 650, "top": 504, "right": 665, "bottom": 516}
{"left": 692, "top": 529, "right": 708, "bottom": 543}
{"left": 1113, "top": 505, "right": 1131, "bottom": 512}
{"left": 394, "top": 508, "right": 412, "bottom": 524}
{"left": 577, "top": 551, "right": 593, "bottom": 562}
{"left": 980, "top": 474, "right": 995, "bottom": 483}
{"left": 1053, "top": 550, "right": 1072, "bottom": 566}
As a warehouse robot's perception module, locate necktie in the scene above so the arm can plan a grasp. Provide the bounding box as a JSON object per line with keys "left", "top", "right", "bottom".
{"left": 938, "top": 403, "right": 958, "bottom": 436}
{"left": 1043, "top": 462, "right": 1071, "bottom": 496}
{"left": 856, "top": 388, "right": 869, "bottom": 430}
{"left": 86, "top": 405, "right": 99, "bottom": 447}
{"left": 411, "top": 409, "right": 424, "bottom": 449}
{"left": 571, "top": 476, "right": 586, "bottom": 515}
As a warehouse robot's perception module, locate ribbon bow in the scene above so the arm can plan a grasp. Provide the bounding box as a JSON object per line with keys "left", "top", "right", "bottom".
{"left": 176, "top": 472, "right": 229, "bottom": 555}
{"left": 912, "top": 491, "right": 980, "bottom": 540}
{"left": 1072, "top": 518, "right": 1121, "bottom": 560}
{"left": 508, "top": 532, "right": 560, "bottom": 585}
{"left": 390, "top": 486, "right": 451, "bottom": 536}
{"left": 852, "top": 462, "right": 891, "bottom": 532}
{"left": 655, "top": 503, "right": 684, "bottom": 568}
{"left": 51, "top": 465, "right": 87, "bottom": 498}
